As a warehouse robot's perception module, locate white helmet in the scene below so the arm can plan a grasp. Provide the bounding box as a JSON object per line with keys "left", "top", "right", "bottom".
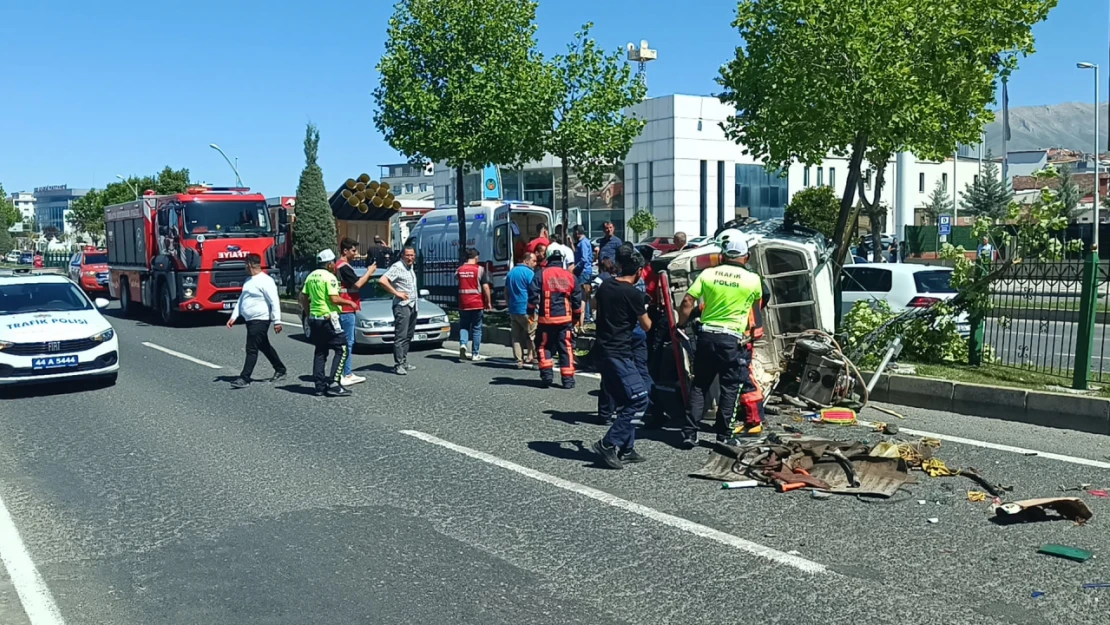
{"left": 715, "top": 229, "right": 749, "bottom": 258}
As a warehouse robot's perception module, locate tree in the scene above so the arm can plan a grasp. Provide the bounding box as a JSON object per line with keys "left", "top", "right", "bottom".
{"left": 961, "top": 155, "right": 1012, "bottom": 221}
{"left": 627, "top": 210, "right": 659, "bottom": 241}
{"left": 42, "top": 226, "right": 60, "bottom": 241}
{"left": 1056, "top": 163, "right": 1082, "bottom": 221}
{"left": 292, "top": 123, "right": 336, "bottom": 266}
{"left": 0, "top": 184, "right": 18, "bottom": 228}
{"left": 375, "top": 0, "right": 555, "bottom": 262}
{"left": 0, "top": 211, "right": 13, "bottom": 255}
{"left": 548, "top": 23, "right": 646, "bottom": 237}
{"left": 784, "top": 185, "right": 839, "bottom": 241}
{"left": 717, "top": 0, "right": 1056, "bottom": 268}
{"left": 67, "top": 168, "right": 190, "bottom": 243}
{"left": 67, "top": 189, "right": 105, "bottom": 243}
{"left": 922, "top": 179, "right": 952, "bottom": 226}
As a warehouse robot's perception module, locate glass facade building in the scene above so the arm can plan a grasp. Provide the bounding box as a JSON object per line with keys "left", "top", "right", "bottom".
{"left": 33, "top": 185, "right": 88, "bottom": 235}
{"left": 734, "top": 165, "right": 789, "bottom": 221}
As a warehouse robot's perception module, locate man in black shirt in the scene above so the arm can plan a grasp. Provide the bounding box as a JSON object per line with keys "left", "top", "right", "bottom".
{"left": 371, "top": 236, "right": 394, "bottom": 268}
{"left": 591, "top": 246, "right": 652, "bottom": 469}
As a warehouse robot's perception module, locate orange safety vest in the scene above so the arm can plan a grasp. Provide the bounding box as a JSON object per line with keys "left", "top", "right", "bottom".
{"left": 334, "top": 259, "right": 361, "bottom": 312}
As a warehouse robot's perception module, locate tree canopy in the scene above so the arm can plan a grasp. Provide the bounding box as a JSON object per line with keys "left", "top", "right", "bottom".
{"left": 67, "top": 168, "right": 191, "bottom": 243}
{"left": 960, "top": 155, "right": 1012, "bottom": 221}
{"left": 922, "top": 179, "right": 953, "bottom": 226}
{"left": 1056, "top": 163, "right": 1082, "bottom": 221}
{"left": 784, "top": 185, "right": 839, "bottom": 241}
{"left": 375, "top": 0, "right": 555, "bottom": 258}
{"left": 292, "top": 123, "right": 336, "bottom": 266}
{"left": 0, "top": 183, "right": 18, "bottom": 228}
{"left": 548, "top": 22, "right": 645, "bottom": 234}
{"left": 717, "top": 0, "right": 1057, "bottom": 264}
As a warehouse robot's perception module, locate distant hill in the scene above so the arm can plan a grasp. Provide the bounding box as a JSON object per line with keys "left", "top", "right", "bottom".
{"left": 983, "top": 101, "right": 1110, "bottom": 154}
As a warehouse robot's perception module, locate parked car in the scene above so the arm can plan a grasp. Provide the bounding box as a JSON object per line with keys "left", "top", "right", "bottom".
{"left": 18, "top": 252, "right": 33, "bottom": 265}
{"left": 300, "top": 268, "right": 451, "bottom": 350}
{"left": 4, "top": 251, "right": 20, "bottom": 264}
{"left": 637, "top": 236, "right": 679, "bottom": 254}
{"left": 68, "top": 249, "right": 110, "bottom": 295}
{"left": 839, "top": 264, "right": 969, "bottom": 336}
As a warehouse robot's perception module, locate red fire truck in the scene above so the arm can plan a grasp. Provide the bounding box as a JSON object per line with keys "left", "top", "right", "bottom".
{"left": 105, "top": 186, "right": 286, "bottom": 325}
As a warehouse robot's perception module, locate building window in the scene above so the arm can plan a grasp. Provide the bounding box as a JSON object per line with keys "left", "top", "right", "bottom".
{"left": 405, "top": 184, "right": 414, "bottom": 194}
{"left": 735, "top": 164, "right": 790, "bottom": 221}
{"left": 699, "top": 161, "right": 708, "bottom": 237}
{"left": 717, "top": 161, "right": 726, "bottom": 231}
{"left": 865, "top": 169, "right": 872, "bottom": 189}
{"left": 829, "top": 168, "right": 836, "bottom": 189}
{"left": 522, "top": 168, "right": 553, "bottom": 208}
{"left": 817, "top": 167, "right": 824, "bottom": 187}
{"left": 419, "top": 183, "right": 428, "bottom": 193}
{"left": 918, "top": 173, "right": 925, "bottom": 193}
{"left": 973, "top": 175, "right": 979, "bottom": 186}
{"left": 501, "top": 168, "right": 522, "bottom": 202}
{"left": 803, "top": 167, "right": 810, "bottom": 187}
{"left": 647, "top": 162, "right": 654, "bottom": 214}
{"left": 631, "top": 163, "right": 639, "bottom": 209}
{"left": 942, "top": 173, "right": 948, "bottom": 190}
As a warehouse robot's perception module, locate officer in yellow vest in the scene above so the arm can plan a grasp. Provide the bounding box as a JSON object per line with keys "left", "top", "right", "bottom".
{"left": 676, "top": 229, "right": 765, "bottom": 448}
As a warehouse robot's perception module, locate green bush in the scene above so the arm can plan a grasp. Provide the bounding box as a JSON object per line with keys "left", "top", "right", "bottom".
{"left": 841, "top": 300, "right": 968, "bottom": 369}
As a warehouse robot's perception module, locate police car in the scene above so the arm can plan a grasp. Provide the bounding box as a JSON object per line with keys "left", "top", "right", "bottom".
{"left": 0, "top": 271, "right": 119, "bottom": 386}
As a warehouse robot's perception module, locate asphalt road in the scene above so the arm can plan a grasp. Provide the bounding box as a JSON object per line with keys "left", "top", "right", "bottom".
{"left": 1, "top": 305, "right": 1109, "bottom": 625}
{"left": 985, "top": 317, "right": 1110, "bottom": 378}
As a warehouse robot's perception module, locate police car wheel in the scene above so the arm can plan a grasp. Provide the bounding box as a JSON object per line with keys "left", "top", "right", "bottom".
{"left": 301, "top": 315, "right": 311, "bottom": 339}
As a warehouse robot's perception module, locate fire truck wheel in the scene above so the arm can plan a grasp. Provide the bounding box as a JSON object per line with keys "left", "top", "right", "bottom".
{"left": 158, "top": 281, "right": 178, "bottom": 326}
{"left": 119, "top": 279, "right": 136, "bottom": 317}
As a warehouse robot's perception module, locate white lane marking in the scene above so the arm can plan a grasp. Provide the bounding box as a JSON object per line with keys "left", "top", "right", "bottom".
{"left": 858, "top": 419, "right": 1110, "bottom": 469}
{"left": 434, "top": 348, "right": 601, "bottom": 379}
{"left": 141, "top": 342, "right": 222, "bottom": 369}
{"left": 0, "top": 491, "right": 67, "bottom": 625}
{"left": 400, "top": 429, "right": 828, "bottom": 574}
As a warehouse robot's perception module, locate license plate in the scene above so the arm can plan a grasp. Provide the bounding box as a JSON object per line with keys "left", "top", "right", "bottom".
{"left": 32, "top": 355, "right": 79, "bottom": 371}
{"left": 414, "top": 333, "right": 428, "bottom": 341}
{"left": 223, "top": 302, "right": 234, "bottom": 310}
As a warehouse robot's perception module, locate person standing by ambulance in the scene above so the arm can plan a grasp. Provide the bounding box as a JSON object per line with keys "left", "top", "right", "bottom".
{"left": 456, "top": 247, "right": 493, "bottom": 361}
{"left": 336, "top": 238, "right": 377, "bottom": 386}
{"left": 528, "top": 247, "right": 583, "bottom": 389}
{"left": 675, "top": 230, "right": 765, "bottom": 447}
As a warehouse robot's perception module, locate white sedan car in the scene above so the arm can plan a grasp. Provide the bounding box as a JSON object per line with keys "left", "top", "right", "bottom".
{"left": 0, "top": 272, "right": 119, "bottom": 386}
{"left": 839, "top": 264, "right": 970, "bottom": 337}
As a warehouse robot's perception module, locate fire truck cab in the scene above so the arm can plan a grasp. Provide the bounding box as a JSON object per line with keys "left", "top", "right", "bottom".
{"left": 105, "top": 186, "right": 277, "bottom": 325}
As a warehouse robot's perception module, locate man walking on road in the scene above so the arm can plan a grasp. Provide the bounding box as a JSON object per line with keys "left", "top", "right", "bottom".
{"left": 507, "top": 252, "right": 537, "bottom": 368}
{"left": 336, "top": 238, "right": 377, "bottom": 386}
{"left": 227, "top": 253, "right": 286, "bottom": 389}
{"left": 300, "top": 249, "right": 353, "bottom": 397}
{"left": 591, "top": 245, "right": 652, "bottom": 469}
{"left": 380, "top": 246, "right": 419, "bottom": 375}
{"left": 528, "top": 247, "right": 583, "bottom": 389}
{"left": 456, "top": 247, "right": 492, "bottom": 362}
{"left": 676, "top": 229, "right": 765, "bottom": 447}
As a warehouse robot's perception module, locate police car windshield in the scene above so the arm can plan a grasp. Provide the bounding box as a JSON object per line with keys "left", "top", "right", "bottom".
{"left": 183, "top": 201, "right": 270, "bottom": 237}
{"left": 0, "top": 282, "right": 92, "bottom": 315}
{"left": 84, "top": 253, "right": 107, "bottom": 264}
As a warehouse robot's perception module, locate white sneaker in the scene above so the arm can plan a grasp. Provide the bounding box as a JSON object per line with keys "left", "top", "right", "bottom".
{"left": 471, "top": 353, "right": 485, "bottom": 362}
{"left": 341, "top": 374, "right": 365, "bottom": 386}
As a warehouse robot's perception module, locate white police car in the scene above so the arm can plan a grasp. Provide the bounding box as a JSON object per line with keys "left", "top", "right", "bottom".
{"left": 0, "top": 272, "right": 119, "bottom": 386}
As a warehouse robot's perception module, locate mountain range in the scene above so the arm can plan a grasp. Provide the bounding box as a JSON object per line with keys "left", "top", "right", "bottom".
{"left": 983, "top": 101, "right": 1110, "bottom": 154}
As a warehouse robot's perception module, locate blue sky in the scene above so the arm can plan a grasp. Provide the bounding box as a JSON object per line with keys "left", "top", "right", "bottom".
{"left": 1, "top": 0, "right": 1105, "bottom": 197}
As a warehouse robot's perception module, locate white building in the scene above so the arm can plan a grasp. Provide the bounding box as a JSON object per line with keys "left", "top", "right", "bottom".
{"left": 433, "top": 94, "right": 990, "bottom": 240}
{"left": 9, "top": 191, "right": 36, "bottom": 222}
{"left": 380, "top": 162, "right": 435, "bottom": 202}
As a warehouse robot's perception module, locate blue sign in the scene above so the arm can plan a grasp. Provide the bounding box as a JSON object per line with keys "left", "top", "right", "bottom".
{"left": 939, "top": 215, "right": 952, "bottom": 236}
{"left": 481, "top": 164, "right": 502, "bottom": 201}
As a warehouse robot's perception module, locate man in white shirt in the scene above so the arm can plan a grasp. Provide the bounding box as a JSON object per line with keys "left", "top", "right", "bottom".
{"left": 227, "top": 253, "right": 286, "bottom": 388}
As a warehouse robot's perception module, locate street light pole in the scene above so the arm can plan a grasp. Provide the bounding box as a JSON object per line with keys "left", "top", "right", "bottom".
{"left": 1075, "top": 61, "right": 1101, "bottom": 391}
{"left": 1079, "top": 62, "right": 1100, "bottom": 250}
{"left": 208, "top": 143, "right": 244, "bottom": 187}
{"left": 115, "top": 174, "right": 139, "bottom": 200}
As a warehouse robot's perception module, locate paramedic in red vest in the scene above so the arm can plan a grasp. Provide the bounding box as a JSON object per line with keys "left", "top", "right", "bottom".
{"left": 675, "top": 229, "right": 765, "bottom": 448}
{"left": 336, "top": 238, "right": 377, "bottom": 387}
{"left": 528, "top": 247, "right": 583, "bottom": 389}
{"left": 456, "top": 247, "right": 492, "bottom": 361}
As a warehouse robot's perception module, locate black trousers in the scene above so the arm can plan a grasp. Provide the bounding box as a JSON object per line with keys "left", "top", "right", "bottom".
{"left": 685, "top": 331, "right": 745, "bottom": 439}
{"left": 393, "top": 304, "right": 418, "bottom": 366}
{"left": 310, "top": 318, "right": 348, "bottom": 392}
{"left": 240, "top": 320, "right": 286, "bottom": 380}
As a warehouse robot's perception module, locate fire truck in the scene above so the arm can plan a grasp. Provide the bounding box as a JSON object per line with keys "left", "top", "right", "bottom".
{"left": 105, "top": 186, "right": 286, "bottom": 325}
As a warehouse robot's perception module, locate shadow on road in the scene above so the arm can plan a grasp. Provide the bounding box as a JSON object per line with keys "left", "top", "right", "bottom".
{"left": 275, "top": 384, "right": 320, "bottom": 396}
{"left": 0, "top": 377, "right": 115, "bottom": 400}
{"left": 490, "top": 376, "right": 549, "bottom": 389}
{"left": 527, "top": 440, "right": 598, "bottom": 464}
{"left": 545, "top": 408, "right": 602, "bottom": 426}
{"left": 353, "top": 363, "right": 399, "bottom": 375}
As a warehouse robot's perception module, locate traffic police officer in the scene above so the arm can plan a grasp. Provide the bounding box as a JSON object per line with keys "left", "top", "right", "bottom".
{"left": 299, "top": 249, "right": 354, "bottom": 397}
{"left": 676, "top": 229, "right": 765, "bottom": 447}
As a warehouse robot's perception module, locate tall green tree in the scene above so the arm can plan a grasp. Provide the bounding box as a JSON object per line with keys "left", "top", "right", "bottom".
{"left": 1056, "top": 163, "right": 1082, "bottom": 221}
{"left": 548, "top": 23, "right": 646, "bottom": 237}
{"left": 0, "top": 210, "right": 13, "bottom": 255}
{"left": 717, "top": 0, "right": 1056, "bottom": 268}
{"left": 784, "top": 185, "right": 839, "bottom": 241}
{"left": 922, "top": 179, "right": 952, "bottom": 226}
{"left": 0, "top": 184, "right": 19, "bottom": 228}
{"left": 292, "top": 123, "right": 336, "bottom": 266}
{"left": 375, "top": 0, "right": 555, "bottom": 261}
{"left": 961, "top": 155, "right": 1012, "bottom": 221}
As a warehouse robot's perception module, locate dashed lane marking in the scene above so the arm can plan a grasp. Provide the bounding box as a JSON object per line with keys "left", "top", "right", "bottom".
{"left": 141, "top": 342, "right": 223, "bottom": 369}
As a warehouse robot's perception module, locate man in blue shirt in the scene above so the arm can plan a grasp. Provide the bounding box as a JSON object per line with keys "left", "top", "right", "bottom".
{"left": 598, "top": 221, "right": 623, "bottom": 265}
{"left": 572, "top": 225, "right": 595, "bottom": 324}
{"left": 506, "top": 252, "right": 538, "bottom": 368}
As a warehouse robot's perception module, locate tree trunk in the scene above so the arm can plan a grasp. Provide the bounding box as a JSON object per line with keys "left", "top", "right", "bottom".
{"left": 831, "top": 132, "right": 868, "bottom": 270}
{"left": 858, "top": 162, "right": 890, "bottom": 263}
{"left": 561, "top": 163, "right": 570, "bottom": 245}
{"left": 871, "top": 212, "right": 884, "bottom": 263}
{"left": 456, "top": 165, "right": 467, "bottom": 264}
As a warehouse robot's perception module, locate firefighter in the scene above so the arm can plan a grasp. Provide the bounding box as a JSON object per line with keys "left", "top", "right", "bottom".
{"left": 528, "top": 246, "right": 583, "bottom": 389}
{"left": 675, "top": 229, "right": 765, "bottom": 447}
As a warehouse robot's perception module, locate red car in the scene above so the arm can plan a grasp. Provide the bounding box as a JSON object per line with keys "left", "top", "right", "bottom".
{"left": 68, "top": 248, "right": 109, "bottom": 293}
{"left": 636, "top": 236, "right": 679, "bottom": 254}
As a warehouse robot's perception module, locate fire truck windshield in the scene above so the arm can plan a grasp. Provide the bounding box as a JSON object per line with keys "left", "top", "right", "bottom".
{"left": 183, "top": 201, "right": 271, "bottom": 237}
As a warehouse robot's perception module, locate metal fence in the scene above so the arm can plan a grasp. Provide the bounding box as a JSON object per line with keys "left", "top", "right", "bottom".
{"left": 415, "top": 242, "right": 459, "bottom": 309}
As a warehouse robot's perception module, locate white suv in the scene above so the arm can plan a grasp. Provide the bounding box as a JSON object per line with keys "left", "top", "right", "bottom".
{"left": 840, "top": 264, "right": 970, "bottom": 336}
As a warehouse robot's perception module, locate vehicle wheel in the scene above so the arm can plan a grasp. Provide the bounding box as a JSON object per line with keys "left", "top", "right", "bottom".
{"left": 119, "top": 279, "right": 135, "bottom": 317}
{"left": 159, "top": 281, "right": 178, "bottom": 326}
{"left": 301, "top": 314, "right": 311, "bottom": 340}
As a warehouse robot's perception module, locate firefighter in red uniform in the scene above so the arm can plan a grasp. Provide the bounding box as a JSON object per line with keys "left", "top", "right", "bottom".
{"left": 528, "top": 247, "right": 583, "bottom": 389}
